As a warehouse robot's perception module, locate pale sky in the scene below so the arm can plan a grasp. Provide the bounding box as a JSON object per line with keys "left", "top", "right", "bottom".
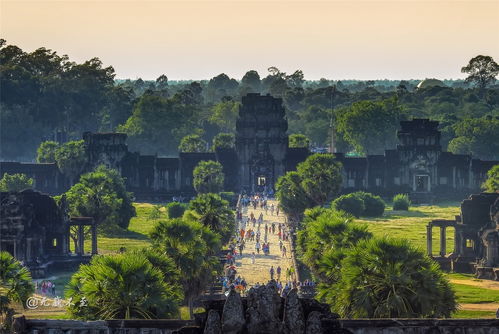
{"left": 1, "top": 0, "right": 498, "bottom": 80}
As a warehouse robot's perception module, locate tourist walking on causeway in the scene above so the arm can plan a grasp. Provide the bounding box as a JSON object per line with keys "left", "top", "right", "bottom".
{"left": 277, "top": 266, "right": 281, "bottom": 280}
{"left": 282, "top": 245, "right": 287, "bottom": 258}
{"left": 255, "top": 241, "right": 261, "bottom": 254}
{"left": 270, "top": 266, "right": 275, "bottom": 280}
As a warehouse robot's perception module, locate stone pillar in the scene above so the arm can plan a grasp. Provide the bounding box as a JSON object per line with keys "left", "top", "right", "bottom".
{"left": 427, "top": 225, "right": 433, "bottom": 256}
{"left": 77, "top": 225, "right": 84, "bottom": 255}
{"left": 91, "top": 223, "right": 98, "bottom": 255}
{"left": 440, "top": 226, "right": 446, "bottom": 257}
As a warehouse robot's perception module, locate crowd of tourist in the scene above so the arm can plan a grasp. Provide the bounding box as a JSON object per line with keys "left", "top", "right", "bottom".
{"left": 34, "top": 280, "right": 56, "bottom": 296}
{"left": 213, "top": 192, "right": 313, "bottom": 298}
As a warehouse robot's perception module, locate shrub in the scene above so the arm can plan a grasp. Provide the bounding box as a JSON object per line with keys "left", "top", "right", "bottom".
{"left": 355, "top": 191, "right": 385, "bottom": 217}
{"left": 332, "top": 194, "right": 365, "bottom": 217}
{"left": 166, "top": 202, "right": 188, "bottom": 218}
{"left": 393, "top": 193, "right": 410, "bottom": 210}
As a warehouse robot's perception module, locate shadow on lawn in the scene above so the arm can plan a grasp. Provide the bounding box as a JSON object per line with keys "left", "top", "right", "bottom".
{"left": 100, "top": 226, "right": 150, "bottom": 240}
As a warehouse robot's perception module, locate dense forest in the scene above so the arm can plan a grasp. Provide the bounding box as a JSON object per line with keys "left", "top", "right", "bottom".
{"left": 1, "top": 40, "right": 498, "bottom": 161}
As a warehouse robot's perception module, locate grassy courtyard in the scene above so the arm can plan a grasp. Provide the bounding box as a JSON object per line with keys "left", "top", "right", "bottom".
{"left": 22, "top": 201, "right": 499, "bottom": 319}
{"left": 358, "top": 203, "right": 498, "bottom": 318}
{"left": 356, "top": 202, "right": 460, "bottom": 255}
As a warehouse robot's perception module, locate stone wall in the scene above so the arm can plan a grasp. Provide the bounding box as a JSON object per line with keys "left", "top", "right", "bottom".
{"left": 11, "top": 282, "right": 499, "bottom": 334}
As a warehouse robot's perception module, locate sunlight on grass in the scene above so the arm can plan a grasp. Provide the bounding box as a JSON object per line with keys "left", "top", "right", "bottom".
{"left": 452, "top": 310, "right": 496, "bottom": 318}
{"left": 452, "top": 284, "right": 499, "bottom": 304}
{"left": 357, "top": 203, "right": 460, "bottom": 252}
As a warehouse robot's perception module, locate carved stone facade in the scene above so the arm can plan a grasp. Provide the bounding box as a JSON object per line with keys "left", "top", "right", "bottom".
{"left": 0, "top": 95, "right": 496, "bottom": 202}
{"left": 0, "top": 190, "right": 96, "bottom": 278}
{"left": 427, "top": 193, "right": 499, "bottom": 278}
{"left": 236, "top": 94, "right": 289, "bottom": 193}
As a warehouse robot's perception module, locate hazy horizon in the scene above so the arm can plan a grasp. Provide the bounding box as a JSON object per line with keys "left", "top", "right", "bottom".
{"left": 2, "top": 0, "right": 498, "bottom": 81}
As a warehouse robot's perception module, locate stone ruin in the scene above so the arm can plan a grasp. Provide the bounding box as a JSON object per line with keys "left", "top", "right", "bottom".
{"left": 0, "top": 190, "right": 96, "bottom": 278}
{"left": 427, "top": 192, "right": 499, "bottom": 279}
{"left": 201, "top": 282, "right": 335, "bottom": 334}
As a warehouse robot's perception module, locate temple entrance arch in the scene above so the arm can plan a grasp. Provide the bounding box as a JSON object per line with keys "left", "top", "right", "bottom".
{"left": 414, "top": 174, "right": 430, "bottom": 192}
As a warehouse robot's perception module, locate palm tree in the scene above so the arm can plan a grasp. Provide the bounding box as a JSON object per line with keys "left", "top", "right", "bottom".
{"left": 0, "top": 251, "right": 34, "bottom": 323}
{"left": 184, "top": 193, "right": 234, "bottom": 244}
{"left": 65, "top": 252, "right": 182, "bottom": 320}
{"left": 297, "top": 209, "right": 371, "bottom": 282}
{"left": 149, "top": 218, "right": 222, "bottom": 318}
{"left": 330, "top": 237, "right": 457, "bottom": 318}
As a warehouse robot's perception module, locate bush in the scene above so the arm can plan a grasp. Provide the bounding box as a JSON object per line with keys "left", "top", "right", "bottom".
{"left": 393, "top": 193, "right": 410, "bottom": 210}
{"left": 166, "top": 202, "right": 188, "bottom": 218}
{"left": 332, "top": 194, "right": 365, "bottom": 217}
{"left": 355, "top": 192, "right": 385, "bottom": 217}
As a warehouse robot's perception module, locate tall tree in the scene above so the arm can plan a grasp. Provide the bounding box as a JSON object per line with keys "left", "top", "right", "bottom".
{"left": 54, "top": 140, "right": 87, "bottom": 184}
{"left": 241, "top": 70, "right": 261, "bottom": 93}
{"left": 297, "top": 153, "right": 343, "bottom": 206}
{"left": 61, "top": 165, "right": 136, "bottom": 231}
{"left": 461, "top": 55, "right": 499, "bottom": 91}
{"left": 149, "top": 218, "right": 221, "bottom": 318}
{"left": 192, "top": 160, "right": 225, "bottom": 194}
{"left": 275, "top": 171, "right": 314, "bottom": 223}
{"left": 447, "top": 117, "right": 499, "bottom": 160}
{"left": 336, "top": 98, "right": 403, "bottom": 155}
{"left": 209, "top": 101, "right": 240, "bottom": 132}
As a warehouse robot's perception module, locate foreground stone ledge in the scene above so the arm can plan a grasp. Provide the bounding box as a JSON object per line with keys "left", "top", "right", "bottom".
{"left": 11, "top": 317, "right": 499, "bottom": 334}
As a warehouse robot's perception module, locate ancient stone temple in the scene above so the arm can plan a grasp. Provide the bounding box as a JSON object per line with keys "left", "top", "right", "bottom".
{"left": 427, "top": 193, "right": 499, "bottom": 279}
{"left": 336, "top": 119, "right": 498, "bottom": 202}
{"left": 0, "top": 94, "right": 497, "bottom": 202}
{"left": 0, "top": 190, "right": 96, "bottom": 277}
{"left": 236, "top": 94, "right": 288, "bottom": 193}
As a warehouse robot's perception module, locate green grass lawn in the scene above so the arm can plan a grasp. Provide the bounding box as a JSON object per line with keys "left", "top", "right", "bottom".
{"left": 357, "top": 202, "right": 460, "bottom": 254}
{"left": 79, "top": 203, "right": 166, "bottom": 254}
{"left": 31, "top": 201, "right": 498, "bottom": 320}
{"left": 451, "top": 283, "right": 499, "bottom": 304}
{"left": 452, "top": 310, "right": 496, "bottom": 318}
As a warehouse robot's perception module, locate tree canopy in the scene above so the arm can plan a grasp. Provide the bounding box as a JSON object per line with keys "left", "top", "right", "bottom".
{"left": 0, "top": 251, "right": 34, "bottom": 319}
{"left": 461, "top": 55, "right": 499, "bottom": 91}
{"left": 61, "top": 165, "right": 136, "bottom": 230}
{"left": 36, "top": 141, "right": 59, "bottom": 163}
{"left": 54, "top": 140, "right": 87, "bottom": 184}
{"left": 335, "top": 98, "right": 403, "bottom": 155}
{"left": 482, "top": 164, "right": 499, "bottom": 193}
{"left": 178, "top": 134, "right": 208, "bottom": 153}
{"left": 288, "top": 133, "right": 311, "bottom": 148}
{"left": 149, "top": 217, "right": 221, "bottom": 318}
{"left": 0, "top": 173, "right": 33, "bottom": 192}
{"left": 193, "top": 160, "right": 225, "bottom": 194}
{"left": 332, "top": 237, "right": 457, "bottom": 318}
{"left": 212, "top": 133, "right": 235, "bottom": 150}
{"left": 65, "top": 251, "right": 182, "bottom": 320}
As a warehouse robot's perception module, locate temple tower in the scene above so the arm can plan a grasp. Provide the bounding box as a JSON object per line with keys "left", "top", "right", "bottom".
{"left": 397, "top": 119, "right": 441, "bottom": 193}
{"left": 236, "top": 93, "right": 288, "bottom": 193}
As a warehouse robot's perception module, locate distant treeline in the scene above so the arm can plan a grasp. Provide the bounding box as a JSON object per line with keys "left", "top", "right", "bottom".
{"left": 1, "top": 40, "right": 498, "bottom": 161}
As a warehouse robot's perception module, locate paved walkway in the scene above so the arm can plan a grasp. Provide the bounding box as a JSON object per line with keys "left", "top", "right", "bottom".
{"left": 233, "top": 199, "right": 295, "bottom": 287}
